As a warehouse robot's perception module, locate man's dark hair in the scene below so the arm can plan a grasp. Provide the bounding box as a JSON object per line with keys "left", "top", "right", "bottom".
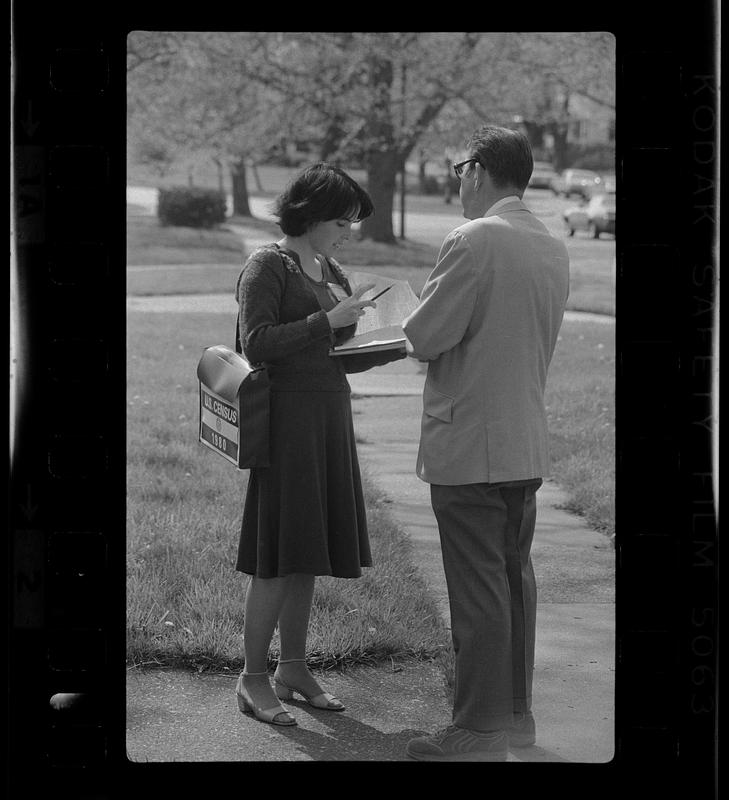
{"left": 466, "top": 126, "right": 534, "bottom": 193}
{"left": 274, "top": 162, "right": 374, "bottom": 236}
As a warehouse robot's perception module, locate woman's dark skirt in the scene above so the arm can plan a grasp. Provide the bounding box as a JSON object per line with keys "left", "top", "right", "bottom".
{"left": 236, "top": 389, "right": 372, "bottom": 578}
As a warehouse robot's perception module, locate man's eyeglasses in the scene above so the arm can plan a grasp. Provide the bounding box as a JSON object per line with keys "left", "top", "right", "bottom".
{"left": 453, "top": 158, "right": 483, "bottom": 178}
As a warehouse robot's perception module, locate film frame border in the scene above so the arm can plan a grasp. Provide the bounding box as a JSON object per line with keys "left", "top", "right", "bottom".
{"left": 8, "top": 5, "right": 718, "bottom": 796}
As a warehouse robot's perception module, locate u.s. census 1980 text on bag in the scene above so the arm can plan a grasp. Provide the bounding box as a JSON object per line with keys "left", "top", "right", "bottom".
{"left": 196, "top": 345, "right": 270, "bottom": 469}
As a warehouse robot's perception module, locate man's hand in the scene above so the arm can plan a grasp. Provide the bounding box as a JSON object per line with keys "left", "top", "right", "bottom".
{"left": 405, "top": 337, "right": 428, "bottom": 361}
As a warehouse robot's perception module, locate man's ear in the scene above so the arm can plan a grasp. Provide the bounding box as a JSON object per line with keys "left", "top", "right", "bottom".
{"left": 473, "top": 163, "right": 484, "bottom": 191}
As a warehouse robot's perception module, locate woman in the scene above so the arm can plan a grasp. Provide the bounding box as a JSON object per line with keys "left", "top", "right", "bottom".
{"left": 234, "top": 163, "right": 406, "bottom": 726}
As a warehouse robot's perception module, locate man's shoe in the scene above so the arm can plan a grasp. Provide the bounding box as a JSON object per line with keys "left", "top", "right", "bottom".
{"left": 406, "top": 725, "right": 508, "bottom": 762}
{"left": 508, "top": 711, "right": 536, "bottom": 747}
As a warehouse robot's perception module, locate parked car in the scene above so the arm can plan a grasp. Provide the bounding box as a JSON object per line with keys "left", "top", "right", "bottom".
{"left": 551, "top": 168, "right": 603, "bottom": 199}
{"left": 599, "top": 173, "right": 616, "bottom": 192}
{"left": 563, "top": 190, "right": 616, "bottom": 238}
{"left": 528, "top": 161, "right": 558, "bottom": 189}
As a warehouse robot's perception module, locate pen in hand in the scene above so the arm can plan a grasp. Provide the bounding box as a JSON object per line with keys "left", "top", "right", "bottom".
{"left": 368, "top": 285, "right": 393, "bottom": 302}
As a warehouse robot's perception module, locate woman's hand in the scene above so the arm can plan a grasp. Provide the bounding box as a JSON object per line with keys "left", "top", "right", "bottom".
{"left": 326, "top": 283, "right": 377, "bottom": 329}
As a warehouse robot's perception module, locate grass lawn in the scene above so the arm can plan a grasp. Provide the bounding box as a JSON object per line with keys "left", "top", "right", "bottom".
{"left": 127, "top": 209, "right": 614, "bottom": 313}
{"left": 127, "top": 209, "right": 439, "bottom": 297}
{"left": 545, "top": 320, "right": 615, "bottom": 535}
{"left": 560, "top": 238, "right": 615, "bottom": 315}
{"left": 126, "top": 169, "right": 614, "bottom": 670}
{"left": 127, "top": 159, "right": 615, "bottom": 314}
{"left": 126, "top": 208, "right": 245, "bottom": 267}
{"left": 126, "top": 312, "right": 450, "bottom": 671}
{"left": 126, "top": 310, "right": 614, "bottom": 672}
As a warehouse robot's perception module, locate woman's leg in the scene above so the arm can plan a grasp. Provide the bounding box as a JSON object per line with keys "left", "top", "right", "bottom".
{"left": 241, "top": 575, "right": 289, "bottom": 710}
{"left": 275, "top": 574, "right": 326, "bottom": 697}
{"left": 278, "top": 573, "right": 316, "bottom": 657}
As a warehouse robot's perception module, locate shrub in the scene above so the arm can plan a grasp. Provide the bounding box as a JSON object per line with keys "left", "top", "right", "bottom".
{"left": 157, "top": 186, "right": 227, "bottom": 228}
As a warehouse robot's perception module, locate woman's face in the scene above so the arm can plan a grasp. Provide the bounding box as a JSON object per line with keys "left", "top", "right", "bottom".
{"left": 307, "top": 217, "right": 354, "bottom": 256}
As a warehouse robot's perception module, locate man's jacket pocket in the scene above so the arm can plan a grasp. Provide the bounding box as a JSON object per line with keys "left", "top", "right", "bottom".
{"left": 424, "top": 385, "right": 454, "bottom": 423}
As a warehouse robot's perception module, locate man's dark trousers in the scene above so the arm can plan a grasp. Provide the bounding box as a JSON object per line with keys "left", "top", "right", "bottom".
{"left": 431, "top": 478, "right": 542, "bottom": 732}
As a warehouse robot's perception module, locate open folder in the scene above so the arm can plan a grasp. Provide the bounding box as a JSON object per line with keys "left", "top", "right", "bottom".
{"left": 329, "top": 271, "right": 420, "bottom": 356}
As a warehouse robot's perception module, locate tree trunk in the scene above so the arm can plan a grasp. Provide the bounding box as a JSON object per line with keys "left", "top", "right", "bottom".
{"left": 213, "top": 157, "right": 225, "bottom": 196}
{"left": 522, "top": 121, "right": 545, "bottom": 152}
{"left": 549, "top": 123, "right": 570, "bottom": 172}
{"left": 230, "top": 158, "right": 252, "bottom": 217}
{"left": 359, "top": 54, "right": 398, "bottom": 243}
{"left": 320, "top": 117, "right": 346, "bottom": 163}
{"left": 443, "top": 157, "right": 453, "bottom": 204}
{"left": 417, "top": 148, "right": 427, "bottom": 194}
{"left": 550, "top": 91, "right": 572, "bottom": 172}
{"left": 359, "top": 149, "right": 399, "bottom": 243}
{"left": 250, "top": 162, "right": 264, "bottom": 193}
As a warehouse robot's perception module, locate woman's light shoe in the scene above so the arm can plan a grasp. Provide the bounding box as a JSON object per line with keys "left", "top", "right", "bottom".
{"left": 274, "top": 659, "right": 345, "bottom": 712}
{"left": 235, "top": 672, "right": 296, "bottom": 726}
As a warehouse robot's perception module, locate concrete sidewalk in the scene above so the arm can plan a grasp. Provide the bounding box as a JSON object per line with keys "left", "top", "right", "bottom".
{"left": 348, "top": 358, "right": 615, "bottom": 763}
{"left": 126, "top": 353, "right": 615, "bottom": 764}
{"left": 126, "top": 292, "right": 615, "bottom": 326}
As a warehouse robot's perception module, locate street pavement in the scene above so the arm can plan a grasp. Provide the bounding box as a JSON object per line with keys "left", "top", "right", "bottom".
{"left": 127, "top": 292, "right": 614, "bottom": 326}
{"left": 126, "top": 326, "right": 615, "bottom": 764}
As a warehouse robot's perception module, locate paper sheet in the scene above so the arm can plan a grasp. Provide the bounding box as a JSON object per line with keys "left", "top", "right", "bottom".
{"left": 330, "top": 271, "right": 420, "bottom": 354}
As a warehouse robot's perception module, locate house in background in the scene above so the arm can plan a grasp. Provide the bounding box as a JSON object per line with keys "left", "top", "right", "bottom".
{"left": 565, "top": 94, "right": 615, "bottom": 147}
{"left": 533, "top": 92, "right": 615, "bottom": 171}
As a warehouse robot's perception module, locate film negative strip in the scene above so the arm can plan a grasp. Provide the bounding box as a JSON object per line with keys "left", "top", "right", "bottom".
{"left": 10, "top": 7, "right": 120, "bottom": 796}
{"left": 9, "top": 6, "right": 718, "bottom": 797}
{"left": 614, "top": 25, "right": 718, "bottom": 788}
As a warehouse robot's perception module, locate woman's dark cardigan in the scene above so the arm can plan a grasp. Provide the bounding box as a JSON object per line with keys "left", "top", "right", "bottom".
{"left": 236, "top": 245, "right": 406, "bottom": 392}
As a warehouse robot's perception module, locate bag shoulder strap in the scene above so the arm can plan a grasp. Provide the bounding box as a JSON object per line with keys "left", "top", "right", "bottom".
{"left": 234, "top": 245, "right": 353, "bottom": 354}
{"left": 321, "top": 255, "right": 353, "bottom": 295}
{"left": 234, "top": 244, "right": 293, "bottom": 354}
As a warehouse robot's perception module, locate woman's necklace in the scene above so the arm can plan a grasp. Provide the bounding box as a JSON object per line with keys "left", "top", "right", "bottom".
{"left": 302, "top": 255, "right": 325, "bottom": 283}
{"left": 278, "top": 240, "right": 324, "bottom": 282}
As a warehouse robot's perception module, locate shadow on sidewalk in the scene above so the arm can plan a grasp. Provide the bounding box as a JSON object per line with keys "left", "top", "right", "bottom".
{"left": 265, "top": 703, "right": 426, "bottom": 761}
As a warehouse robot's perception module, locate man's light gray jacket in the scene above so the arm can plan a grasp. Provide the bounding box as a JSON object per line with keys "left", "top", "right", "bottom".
{"left": 403, "top": 199, "right": 570, "bottom": 485}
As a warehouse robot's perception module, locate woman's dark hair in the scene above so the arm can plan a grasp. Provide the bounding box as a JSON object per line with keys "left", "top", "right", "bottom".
{"left": 273, "top": 162, "right": 374, "bottom": 236}
{"left": 466, "top": 126, "right": 534, "bottom": 193}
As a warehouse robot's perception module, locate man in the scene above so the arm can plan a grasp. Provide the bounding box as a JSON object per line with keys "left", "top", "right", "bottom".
{"left": 403, "top": 126, "right": 569, "bottom": 762}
